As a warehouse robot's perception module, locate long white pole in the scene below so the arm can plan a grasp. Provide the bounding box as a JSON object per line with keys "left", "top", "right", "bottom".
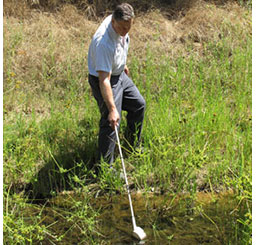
{"left": 115, "top": 125, "right": 137, "bottom": 229}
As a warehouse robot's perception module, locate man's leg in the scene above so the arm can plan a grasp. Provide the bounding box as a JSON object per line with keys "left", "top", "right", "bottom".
{"left": 88, "top": 74, "right": 123, "bottom": 164}
{"left": 121, "top": 72, "right": 146, "bottom": 148}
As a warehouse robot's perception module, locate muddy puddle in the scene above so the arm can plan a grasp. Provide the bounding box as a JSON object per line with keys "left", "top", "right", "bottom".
{"left": 89, "top": 191, "right": 238, "bottom": 244}
{"left": 33, "top": 189, "right": 243, "bottom": 244}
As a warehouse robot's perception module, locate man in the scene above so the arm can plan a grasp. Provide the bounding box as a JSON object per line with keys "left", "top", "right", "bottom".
{"left": 88, "top": 3, "right": 146, "bottom": 165}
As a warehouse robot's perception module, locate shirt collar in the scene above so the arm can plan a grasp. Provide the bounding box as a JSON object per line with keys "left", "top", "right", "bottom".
{"left": 107, "top": 15, "right": 120, "bottom": 41}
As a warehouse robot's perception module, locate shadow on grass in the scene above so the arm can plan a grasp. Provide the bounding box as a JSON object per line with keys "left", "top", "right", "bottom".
{"left": 25, "top": 120, "right": 99, "bottom": 203}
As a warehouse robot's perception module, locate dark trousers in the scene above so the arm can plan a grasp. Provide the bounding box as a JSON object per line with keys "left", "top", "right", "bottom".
{"left": 88, "top": 72, "right": 146, "bottom": 164}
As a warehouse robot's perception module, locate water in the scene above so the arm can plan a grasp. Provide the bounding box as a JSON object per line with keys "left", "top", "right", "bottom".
{"left": 34, "top": 189, "right": 243, "bottom": 244}
{"left": 91, "top": 191, "right": 236, "bottom": 244}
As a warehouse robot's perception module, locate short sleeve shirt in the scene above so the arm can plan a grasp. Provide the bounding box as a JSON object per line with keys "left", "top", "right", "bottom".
{"left": 88, "top": 15, "right": 130, "bottom": 77}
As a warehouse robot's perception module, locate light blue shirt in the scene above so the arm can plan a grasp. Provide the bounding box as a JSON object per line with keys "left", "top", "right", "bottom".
{"left": 88, "top": 15, "right": 130, "bottom": 77}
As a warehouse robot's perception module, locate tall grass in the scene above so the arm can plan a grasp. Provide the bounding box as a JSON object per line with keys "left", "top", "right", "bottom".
{"left": 3, "top": 1, "right": 251, "bottom": 244}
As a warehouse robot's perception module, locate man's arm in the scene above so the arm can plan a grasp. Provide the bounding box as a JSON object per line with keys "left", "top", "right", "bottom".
{"left": 98, "top": 71, "right": 120, "bottom": 130}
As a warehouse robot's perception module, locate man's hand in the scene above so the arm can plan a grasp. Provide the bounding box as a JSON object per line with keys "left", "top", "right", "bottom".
{"left": 124, "top": 65, "right": 129, "bottom": 76}
{"left": 108, "top": 108, "right": 120, "bottom": 130}
{"left": 98, "top": 71, "right": 120, "bottom": 130}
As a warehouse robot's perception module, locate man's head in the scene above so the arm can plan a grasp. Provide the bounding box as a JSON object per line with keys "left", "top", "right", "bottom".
{"left": 112, "top": 3, "right": 134, "bottom": 36}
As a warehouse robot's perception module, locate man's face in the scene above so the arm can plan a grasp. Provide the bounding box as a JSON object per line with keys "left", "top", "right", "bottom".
{"left": 112, "top": 18, "right": 133, "bottom": 36}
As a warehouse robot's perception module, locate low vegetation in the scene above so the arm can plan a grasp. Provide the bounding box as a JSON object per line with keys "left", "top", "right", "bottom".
{"left": 3, "top": 0, "right": 252, "bottom": 244}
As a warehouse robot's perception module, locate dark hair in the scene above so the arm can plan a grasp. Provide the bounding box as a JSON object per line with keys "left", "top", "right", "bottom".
{"left": 113, "top": 3, "right": 134, "bottom": 21}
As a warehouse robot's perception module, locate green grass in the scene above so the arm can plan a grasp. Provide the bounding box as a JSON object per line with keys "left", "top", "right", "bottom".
{"left": 3, "top": 6, "right": 252, "bottom": 245}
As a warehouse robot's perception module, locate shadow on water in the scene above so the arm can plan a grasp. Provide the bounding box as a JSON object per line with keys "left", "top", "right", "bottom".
{"left": 25, "top": 119, "right": 98, "bottom": 202}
